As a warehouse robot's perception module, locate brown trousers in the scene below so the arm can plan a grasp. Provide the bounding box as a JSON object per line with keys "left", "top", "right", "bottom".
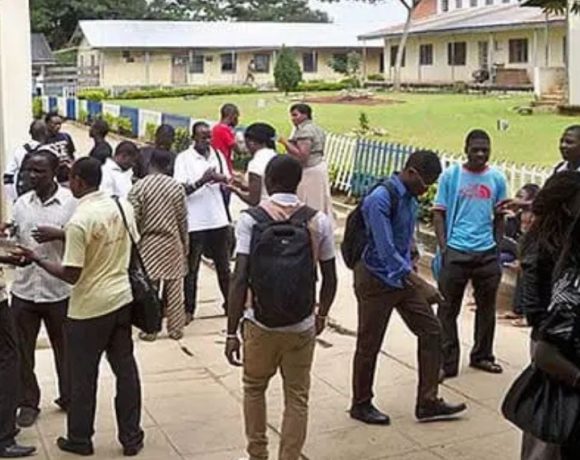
{"left": 243, "top": 321, "right": 315, "bottom": 460}
{"left": 352, "top": 263, "right": 441, "bottom": 406}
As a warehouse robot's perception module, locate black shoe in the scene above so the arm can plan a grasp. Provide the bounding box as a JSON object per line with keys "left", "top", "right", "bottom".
{"left": 416, "top": 398, "right": 467, "bottom": 422}
{"left": 16, "top": 408, "right": 39, "bottom": 428}
{"left": 350, "top": 402, "right": 391, "bottom": 425}
{"left": 470, "top": 360, "right": 503, "bottom": 374}
{"left": 0, "top": 443, "right": 36, "bottom": 458}
{"left": 56, "top": 437, "right": 94, "bottom": 456}
{"left": 54, "top": 398, "right": 69, "bottom": 412}
{"left": 123, "top": 442, "right": 144, "bottom": 457}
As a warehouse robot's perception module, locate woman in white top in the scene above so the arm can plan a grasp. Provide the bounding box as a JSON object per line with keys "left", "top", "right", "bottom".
{"left": 229, "top": 123, "right": 277, "bottom": 206}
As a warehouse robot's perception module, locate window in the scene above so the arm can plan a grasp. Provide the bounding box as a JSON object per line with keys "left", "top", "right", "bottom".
{"left": 379, "top": 51, "right": 385, "bottom": 74}
{"left": 79, "top": 55, "right": 84, "bottom": 68}
{"left": 221, "top": 53, "right": 237, "bottom": 73}
{"left": 190, "top": 55, "right": 204, "bottom": 74}
{"left": 390, "top": 46, "right": 406, "bottom": 67}
{"left": 478, "top": 41, "right": 489, "bottom": 68}
{"left": 470, "top": 0, "right": 477, "bottom": 6}
{"left": 90, "top": 55, "right": 96, "bottom": 68}
{"left": 442, "top": 0, "right": 450, "bottom": 11}
{"left": 253, "top": 54, "right": 270, "bottom": 73}
{"left": 122, "top": 51, "right": 135, "bottom": 63}
{"left": 563, "top": 36, "right": 567, "bottom": 64}
{"left": 448, "top": 42, "right": 467, "bottom": 66}
{"left": 419, "top": 44, "right": 434, "bottom": 66}
{"left": 509, "top": 39, "right": 528, "bottom": 63}
{"left": 456, "top": 0, "right": 463, "bottom": 8}
{"left": 486, "top": 0, "right": 493, "bottom": 4}
{"left": 302, "top": 52, "right": 318, "bottom": 73}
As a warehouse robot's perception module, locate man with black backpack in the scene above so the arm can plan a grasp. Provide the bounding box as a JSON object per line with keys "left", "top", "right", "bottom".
{"left": 347, "top": 150, "right": 467, "bottom": 425}
{"left": 225, "top": 155, "right": 337, "bottom": 460}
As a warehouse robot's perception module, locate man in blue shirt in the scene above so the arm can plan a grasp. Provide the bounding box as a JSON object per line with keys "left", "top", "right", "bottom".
{"left": 433, "top": 130, "right": 508, "bottom": 381}
{"left": 351, "top": 150, "right": 467, "bottom": 425}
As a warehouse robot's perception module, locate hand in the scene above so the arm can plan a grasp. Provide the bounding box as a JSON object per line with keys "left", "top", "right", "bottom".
{"left": 212, "top": 173, "right": 228, "bottom": 184}
{"left": 13, "top": 245, "right": 40, "bottom": 264}
{"left": 31, "top": 225, "right": 64, "bottom": 243}
{"left": 406, "top": 272, "right": 445, "bottom": 305}
{"left": 1, "top": 253, "right": 32, "bottom": 267}
{"left": 315, "top": 314, "right": 327, "bottom": 336}
{"left": 225, "top": 337, "right": 242, "bottom": 366}
{"left": 495, "top": 199, "right": 515, "bottom": 214}
{"left": 230, "top": 174, "right": 245, "bottom": 189}
{"left": 200, "top": 167, "right": 217, "bottom": 185}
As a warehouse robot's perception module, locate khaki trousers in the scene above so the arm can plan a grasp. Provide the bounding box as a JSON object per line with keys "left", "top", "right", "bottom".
{"left": 243, "top": 321, "right": 315, "bottom": 460}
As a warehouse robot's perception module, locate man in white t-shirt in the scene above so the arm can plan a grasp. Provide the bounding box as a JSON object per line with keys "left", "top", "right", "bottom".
{"left": 174, "top": 121, "right": 231, "bottom": 322}
{"left": 100, "top": 141, "right": 139, "bottom": 198}
{"left": 554, "top": 125, "right": 580, "bottom": 174}
{"left": 225, "top": 155, "right": 337, "bottom": 460}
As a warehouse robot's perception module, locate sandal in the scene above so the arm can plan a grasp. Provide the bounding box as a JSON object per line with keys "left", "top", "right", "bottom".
{"left": 470, "top": 360, "right": 503, "bottom": 374}
{"left": 138, "top": 332, "right": 158, "bottom": 342}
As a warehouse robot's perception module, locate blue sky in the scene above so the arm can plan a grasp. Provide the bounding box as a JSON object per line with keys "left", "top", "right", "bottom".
{"left": 310, "top": 0, "right": 405, "bottom": 30}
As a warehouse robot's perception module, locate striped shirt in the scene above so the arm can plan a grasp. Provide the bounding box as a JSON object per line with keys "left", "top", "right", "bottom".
{"left": 128, "top": 174, "right": 189, "bottom": 280}
{"left": 11, "top": 185, "right": 77, "bottom": 302}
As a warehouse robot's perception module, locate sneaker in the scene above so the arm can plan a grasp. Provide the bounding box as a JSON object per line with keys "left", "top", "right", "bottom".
{"left": 16, "top": 407, "right": 40, "bottom": 428}
{"left": 0, "top": 442, "right": 36, "bottom": 458}
{"left": 415, "top": 398, "right": 467, "bottom": 422}
{"left": 56, "top": 437, "right": 94, "bottom": 456}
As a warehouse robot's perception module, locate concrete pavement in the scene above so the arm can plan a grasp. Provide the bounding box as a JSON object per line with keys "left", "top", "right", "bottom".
{"left": 21, "top": 123, "right": 530, "bottom": 459}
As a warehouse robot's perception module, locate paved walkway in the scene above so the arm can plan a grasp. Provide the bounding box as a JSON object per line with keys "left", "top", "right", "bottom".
{"left": 22, "top": 124, "right": 530, "bottom": 459}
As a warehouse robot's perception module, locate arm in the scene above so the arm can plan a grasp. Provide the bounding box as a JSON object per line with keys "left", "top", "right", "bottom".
{"left": 493, "top": 174, "right": 508, "bottom": 244}
{"left": 279, "top": 137, "right": 311, "bottom": 165}
{"left": 225, "top": 254, "right": 249, "bottom": 366}
{"left": 176, "top": 189, "right": 189, "bottom": 256}
{"left": 315, "top": 258, "right": 338, "bottom": 335}
{"left": 230, "top": 173, "right": 262, "bottom": 207}
{"left": 432, "top": 170, "right": 450, "bottom": 251}
{"left": 127, "top": 185, "right": 143, "bottom": 232}
{"left": 33, "top": 258, "right": 82, "bottom": 285}
{"left": 432, "top": 210, "right": 447, "bottom": 252}
{"left": 533, "top": 340, "right": 580, "bottom": 389}
{"left": 494, "top": 212, "right": 506, "bottom": 244}
{"left": 364, "top": 191, "right": 412, "bottom": 283}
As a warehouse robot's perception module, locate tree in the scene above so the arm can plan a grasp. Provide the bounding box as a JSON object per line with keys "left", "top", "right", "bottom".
{"left": 328, "top": 51, "right": 362, "bottom": 87}
{"left": 274, "top": 46, "right": 303, "bottom": 94}
{"left": 321, "top": 0, "right": 422, "bottom": 91}
{"left": 31, "top": 0, "right": 330, "bottom": 49}
{"left": 522, "top": 0, "right": 579, "bottom": 13}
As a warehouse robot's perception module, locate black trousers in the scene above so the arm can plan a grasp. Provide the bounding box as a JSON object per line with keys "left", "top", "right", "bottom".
{"left": 353, "top": 263, "right": 441, "bottom": 406}
{"left": 0, "top": 300, "right": 19, "bottom": 449}
{"left": 184, "top": 227, "right": 231, "bottom": 315}
{"left": 11, "top": 295, "right": 69, "bottom": 410}
{"left": 67, "top": 305, "right": 143, "bottom": 448}
{"left": 437, "top": 247, "right": 502, "bottom": 375}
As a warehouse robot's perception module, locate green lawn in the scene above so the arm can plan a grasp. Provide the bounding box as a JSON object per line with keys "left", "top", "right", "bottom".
{"left": 113, "top": 92, "right": 579, "bottom": 166}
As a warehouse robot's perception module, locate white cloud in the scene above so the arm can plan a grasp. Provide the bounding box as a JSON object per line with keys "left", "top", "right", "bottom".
{"left": 310, "top": 0, "right": 405, "bottom": 30}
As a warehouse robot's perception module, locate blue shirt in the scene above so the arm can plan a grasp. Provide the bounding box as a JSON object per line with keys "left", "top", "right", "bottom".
{"left": 434, "top": 166, "right": 507, "bottom": 252}
{"left": 362, "top": 175, "right": 417, "bottom": 289}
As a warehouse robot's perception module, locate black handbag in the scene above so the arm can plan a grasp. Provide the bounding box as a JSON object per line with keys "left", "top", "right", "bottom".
{"left": 113, "top": 198, "right": 163, "bottom": 334}
{"left": 501, "top": 363, "right": 580, "bottom": 445}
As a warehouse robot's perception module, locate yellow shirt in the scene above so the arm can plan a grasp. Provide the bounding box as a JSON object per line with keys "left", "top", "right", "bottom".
{"left": 63, "top": 190, "right": 138, "bottom": 320}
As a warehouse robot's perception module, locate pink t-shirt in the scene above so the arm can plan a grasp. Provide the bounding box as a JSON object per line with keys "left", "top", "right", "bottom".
{"left": 211, "top": 123, "right": 235, "bottom": 173}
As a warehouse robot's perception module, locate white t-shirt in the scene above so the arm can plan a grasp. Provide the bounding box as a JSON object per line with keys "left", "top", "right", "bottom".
{"left": 235, "top": 193, "right": 335, "bottom": 333}
{"left": 100, "top": 158, "right": 134, "bottom": 199}
{"left": 4, "top": 140, "right": 41, "bottom": 202}
{"left": 174, "top": 146, "right": 231, "bottom": 232}
{"left": 247, "top": 148, "right": 277, "bottom": 201}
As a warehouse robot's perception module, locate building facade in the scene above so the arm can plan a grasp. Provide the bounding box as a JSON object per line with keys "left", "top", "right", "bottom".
{"left": 72, "top": 21, "right": 383, "bottom": 89}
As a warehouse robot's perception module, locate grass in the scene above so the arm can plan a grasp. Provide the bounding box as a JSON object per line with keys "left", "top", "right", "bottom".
{"left": 112, "top": 91, "right": 578, "bottom": 166}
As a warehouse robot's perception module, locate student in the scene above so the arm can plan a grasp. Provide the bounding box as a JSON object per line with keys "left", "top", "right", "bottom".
{"left": 19, "top": 158, "right": 144, "bottom": 457}
{"left": 554, "top": 125, "right": 580, "bottom": 173}
{"left": 174, "top": 122, "right": 231, "bottom": 323}
{"left": 88, "top": 119, "right": 113, "bottom": 165}
{"left": 44, "top": 112, "right": 75, "bottom": 184}
{"left": 10, "top": 149, "right": 76, "bottom": 427}
{"left": 228, "top": 122, "right": 277, "bottom": 206}
{"left": 350, "top": 150, "right": 466, "bottom": 425}
{"left": 3, "top": 120, "right": 48, "bottom": 202}
{"left": 225, "top": 155, "right": 338, "bottom": 460}
{"left": 433, "top": 130, "right": 508, "bottom": 380}
{"left": 0, "top": 266, "right": 36, "bottom": 458}
{"left": 100, "top": 141, "right": 139, "bottom": 199}
{"left": 134, "top": 124, "right": 176, "bottom": 179}
{"left": 211, "top": 104, "right": 241, "bottom": 174}
{"left": 129, "top": 149, "right": 188, "bottom": 341}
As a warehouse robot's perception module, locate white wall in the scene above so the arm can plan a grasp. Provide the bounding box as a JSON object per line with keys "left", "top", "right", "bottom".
{"left": 0, "top": 0, "right": 32, "bottom": 217}
{"left": 569, "top": 2, "right": 580, "bottom": 105}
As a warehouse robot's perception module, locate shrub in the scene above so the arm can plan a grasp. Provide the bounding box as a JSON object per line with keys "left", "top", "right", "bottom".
{"left": 172, "top": 128, "right": 191, "bottom": 153}
{"left": 367, "top": 74, "right": 386, "bottom": 82}
{"left": 32, "top": 97, "right": 43, "bottom": 119}
{"left": 117, "top": 117, "right": 134, "bottom": 137}
{"left": 295, "top": 81, "right": 350, "bottom": 92}
{"left": 78, "top": 109, "right": 89, "bottom": 125}
{"left": 418, "top": 184, "right": 437, "bottom": 225}
{"left": 103, "top": 112, "right": 118, "bottom": 132}
{"left": 145, "top": 122, "right": 158, "bottom": 143}
{"left": 274, "top": 46, "right": 303, "bottom": 94}
{"left": 116, "top": 85, "right": 257, "bottom": 100}
{"left": 328, "top": 52, "right": 362, "bottom": 88}
{"left": 77, "top": 88, "right": 110, "bottom": 101}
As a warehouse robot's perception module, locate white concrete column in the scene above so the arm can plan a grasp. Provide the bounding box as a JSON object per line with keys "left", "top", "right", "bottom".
{"left": 0, "top": 0, "right": 32, "bottom": 218}
{"left": 569, "top": 1, "right": 580, "bottom": 105}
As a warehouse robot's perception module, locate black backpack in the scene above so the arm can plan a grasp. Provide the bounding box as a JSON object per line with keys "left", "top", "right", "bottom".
{"left": 341, "top": 181, "right": 399, "bottom": 270}
{"left": 246, "top": 205, "right": 318, "bottom": 328}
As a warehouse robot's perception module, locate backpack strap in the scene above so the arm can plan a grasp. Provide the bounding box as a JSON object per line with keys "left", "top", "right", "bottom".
{"left": 383, "top": 181, "right": 399, "bottom": 218}
{"left": 289, "top": 206, "right": 318, "bottom": 226}
{"left": 245, "top": 206, "right": 273, "bottom": 224}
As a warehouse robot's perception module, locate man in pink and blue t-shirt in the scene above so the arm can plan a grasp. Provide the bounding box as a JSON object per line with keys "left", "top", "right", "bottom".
{"left": 433, "top": 129, "right": 508, "bottom": 381}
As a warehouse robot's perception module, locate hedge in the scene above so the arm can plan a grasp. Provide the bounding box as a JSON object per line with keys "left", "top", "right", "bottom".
{"left": 117, "top": 85, "right": 258, "bottom": 100}
{"left": 294, "top": 81, "right": 351, "bottom": 92}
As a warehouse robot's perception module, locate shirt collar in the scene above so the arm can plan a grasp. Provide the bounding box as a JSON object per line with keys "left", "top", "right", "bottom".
{"left": 269, "top": 193, "right": 299, "bottom": 206}
{"left": 297, "top": 119, "right": 313, "bottom": 129}
{"left": 105, "top": 157, "right": 125, "bottom": 172}
{"left": 29, "top": 183, "right": 67, "bottom": 206}
{"left": 390, "top": 174, "right": 409, "bottom": 197}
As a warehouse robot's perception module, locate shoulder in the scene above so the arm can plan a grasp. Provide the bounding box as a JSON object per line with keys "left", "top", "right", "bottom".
{"left": 311, "top": 211, "right": 333, "bottom": 236}
{"left": 488, "top": 167, "right": 507, "bottom": 183}
{"left": 13, "top": 192, "right": 33, "bottom": 212}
